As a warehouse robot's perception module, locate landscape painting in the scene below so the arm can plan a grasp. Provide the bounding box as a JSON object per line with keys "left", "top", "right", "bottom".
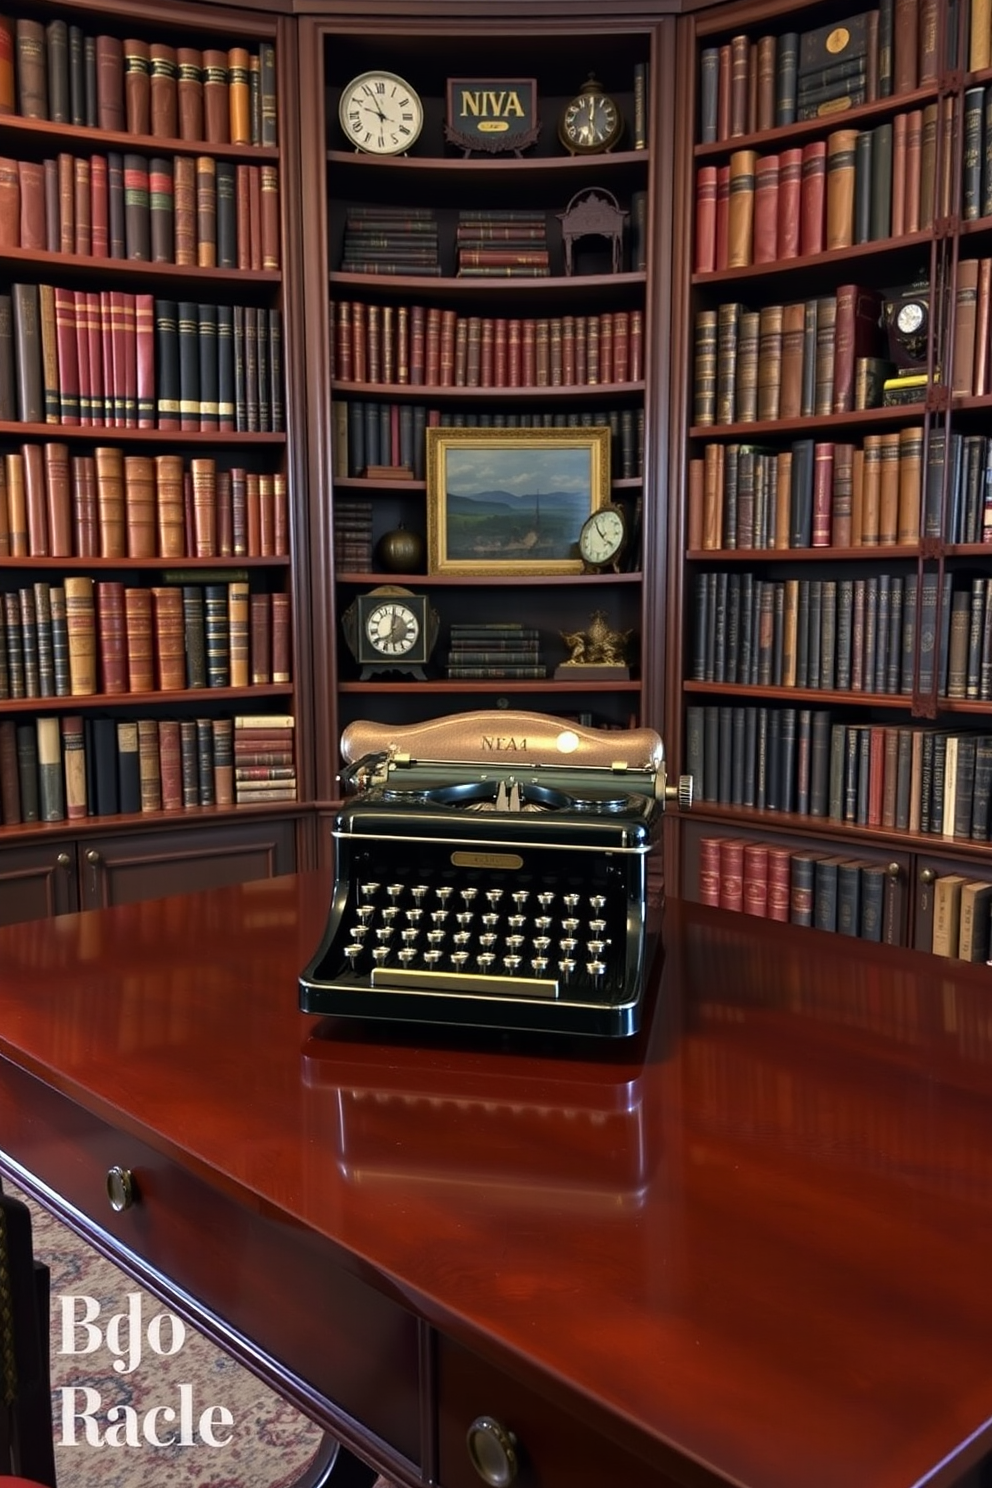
{"left": 425, "top": 426, "right": 611, "bottom": 575}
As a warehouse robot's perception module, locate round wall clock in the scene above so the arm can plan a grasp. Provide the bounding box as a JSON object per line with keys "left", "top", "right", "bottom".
{"left": 578, "top": 504, "right": 628, "bottom": 573}
{"left": 558, "top": 75, "right": 623, "bottom": 156}
{"left": 339, "top": 70, "right": 424, "bottom": 156}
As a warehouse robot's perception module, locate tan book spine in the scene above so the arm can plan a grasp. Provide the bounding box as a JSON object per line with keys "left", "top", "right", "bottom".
{"left": 137, "top": 717, "right": 162, "bottom": 811}
{"left": 38, "top": 281, "right": 59, "bottom": 426}
{"left": 227, "top": 47, "right": 251, "bottom": 145}
{"left": 94, "top": 444, "right": 126, "bottom": 557}
{"left": 22, "top": 441, "right": 48, "bottom": 555}
{"left": 43, "top": 440, "right": 71, "bottom": 557}
{"left": 124, "top": 587, "right": 154, "bottom": 692}
{"left": 756, "top": 304, "right": 783, "bottom": 422}
{"left": 877, "top": 431, "right": 902, "bottom": 545}
{"left": 191, "top": 456, "right": 216, "bottom": 557}
{"left": 228, "top": 579, "right": 249, "bottom": 687}
{"left": 919, "top": 102, "right": 938, "bottom": 229}
{"left": 897, "top": 426, "right": 923, "bottom": 545}
{"left": 154, "top": 453, "right": 185, "bottom": 557}
{"left": 258, "top": 473, "right": 275, "bottom": 556}
{"left": 726, "top": 149, "right": 756, "bottom": 269}
{"left": 71, "top": 454, "right": 98, "bottom": 557}
{"left": 775, "top": 451, "right": 792, "bottom": 549}
{"left": 64, "top": 574, "right": 96, "bottom": 695}
{"left": 124, "top": 453, "right": 156, "bottom": 557}
{"left": 173, "top": 154, "right": 196, "bottom": 266}
{"left": 702, "top": 442, "right": 724, "bottom": 549}
{"left": 825, "top": 129, "right": 858, "bottom": 251}
{"left": 779, "top": 302, "right": 806, "bottom": 421}
{"left": 271, "top": 593, "right": 291, "bottom": 683}
{"left": 850, "top": 448, "right": 865, "bottom": 547}
{"left": 5, "top": 450, "right": 27, "bottom": 556}
{"left": 151, "top": 585, "right": 186, "bottom": 690}
{"left": 971, "top": 0, "right": 992, "bottom": 69}
{"left": 904, "top": 110, "right": 923, "bottom": 234}
{"left": 952, "top": 257, "right": 980, "bottom": 396}
{"left": 860, "top": 434, "right": 882, "bottom": 545}
{"left": 688, "top": 458, "right": 704, "bottom": 551}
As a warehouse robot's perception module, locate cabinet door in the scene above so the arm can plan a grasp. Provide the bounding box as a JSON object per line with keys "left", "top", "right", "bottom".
{"left": 0, "top": 841, "right": 77, "bottom": 924}
{"left": 78, "top": 819, "right": 297, "bottom": 911}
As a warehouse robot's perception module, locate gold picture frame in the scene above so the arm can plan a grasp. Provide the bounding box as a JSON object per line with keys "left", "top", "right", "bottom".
{"left": 426, "top": 425, "right": 611, "bottom": 576}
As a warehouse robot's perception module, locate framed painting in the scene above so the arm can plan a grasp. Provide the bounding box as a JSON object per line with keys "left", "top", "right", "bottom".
{"left": 425, "top": 425, "right": 611, "bottom": 575}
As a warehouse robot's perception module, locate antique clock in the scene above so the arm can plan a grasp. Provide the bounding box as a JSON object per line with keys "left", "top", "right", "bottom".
{"left": 341, "top": 586, "right": 439, "bottom": 679}
{"left": 881, "top": 282, "right": 930, "bottom": 371}
{"left": 339, "top": 70, "right": 424, "bottom": 156}
{"left": 578, "top": 505, "right": 628, "bottom": 573}
{"left": 558, "top": 75, "right": 624, "bottom": 155}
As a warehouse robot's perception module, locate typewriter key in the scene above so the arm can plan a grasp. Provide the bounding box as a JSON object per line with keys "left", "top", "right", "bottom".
{"left": 589, "top": 918, "right": 607, "bottom": 935}
{"left": 357, "top": 904, "right": 375, "bottom": 924}
{"left": 436, "top": 886, "right": 454, "bottom": 904}
{"left": 451, "top": 951, "right": 470, "bottom": 969}
{"left": 405, "top": 907, "right": 423, "bottom": 924}
{"left": 478, "top": 952, "right": 496, "bottom": 971}
{"left": 350, "top": 923, "right": 369, "bottom": 940}
{"left": 372, "top": 947, "right": 389, "bottom": 966}
{"left": 563, "top": 893, "right": 580, "bottom": 911}
{"left": 512, "top": 890, "right": 530, "bottom": 908}
{"left": 485, "top": 888, "right": 504, "bottom": 907}
{"left": 587, "top": 960, "right": 607, "bottom": 980}
{"left": 460, "top": 887, "right": 479, "bottom": 904}
{"left": 427, "top": 929, "right": 445, "bottom": 947}
{"left": 590, "top": 894, "right": 607, "bottom": 911}
{"left": 424, "top": 949, "right": 443, "bottom": 968}
{"left": 401, "top": 928, "right": 419, "bottom": 945}
{"left": 535, "top": 915, "right": 552, "bottom": 932}
{"left": 387, "top": 883, "right": 405, "bottom": 903}
{"left": 506, "top": 934, "right": 525, "bottom": 952}
{"left": 453, "top": 931, "right": 472, "bottom": 948}
{"left": 375, "top": 927, "right": 394, "bottom": 944}
{"left": 411, "top": 885, "right": 428, "bottom": 905}
{"left": 482, "top": 912, "right": 500, "bottom": 930}
{"left": 562, "top": 917, "right": 580, "bottom": 934}
{"left": 381, "top": 906, "right": 400, "bottom": 923}
{"left": 345, "top": 944, "right": 363, "bottom": 968}
{"left": 360, "top": 882, "right": 380, "bottom": 901}
{"left": 507, "top": 914, "right": 526, "bottom": 931}
{"left": 398, "top": 948, "right": 418, "bottom": 966}
{"left": 534, "top": 936, "right": 551, "bottom": 952}
{"left": 504, "top": 955, "right": 522, "bottom": 974}
{"left": 479, "top": 932, "right": 498, "bottom": 950}
{"left": 537, "top": 891, "right": 555, "bottom": 909}
{"left": 588, "top": 940, "right": 608, "bottom": 957}
{"left": 559, "top": 958, "right": 576, "bottom": 979}
{"left": 561, "top": 937, "right": 578, "bottom": 954}
{"left": 532, "top": 957, "right": 548, "bottom": 975}
{"left": 456, "top": 911, "right": 474, "bottom": 928}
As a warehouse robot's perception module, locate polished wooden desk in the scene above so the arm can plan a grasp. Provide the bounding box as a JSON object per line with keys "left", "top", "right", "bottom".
{"left": 1, "top": 873, "right": 992, "bottom": 1488}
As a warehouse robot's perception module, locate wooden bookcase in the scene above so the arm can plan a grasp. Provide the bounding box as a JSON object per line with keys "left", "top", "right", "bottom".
{"left": 668, "top": 0, "right": 992, "bottom": 959}
{"left": 295, "top": 8, "right": 678, "bottom": 804}
{"left": 0, "top": 0, "right": 309, "bottom": 923}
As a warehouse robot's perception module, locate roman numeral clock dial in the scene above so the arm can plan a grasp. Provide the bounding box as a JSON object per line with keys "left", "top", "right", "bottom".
{"left": 339, "top": 70, "right": 425, "bottom": 156}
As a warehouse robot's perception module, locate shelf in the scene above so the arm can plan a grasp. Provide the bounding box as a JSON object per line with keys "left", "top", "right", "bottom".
{"left": 0, "top": 555, "right": 289, "bottom": 570}
{"left": 683, "top": 682, "right": 913, "bottom": 708}
{"left": 0, "top": 246, "right": 280, "bottom": 290}
{"left": 692, "top": 83, "right": 940, "bottom": 160}
{"left": 335, "top": 570, "right": 641, "bottom": 587}
{"left": 0, "top": 422, "right": 286, "bottom": 444}
{"left": 326, "top": 147, "right": 647, "bottom": 185}
{"left": 685, "top": 545, "right": 921, "bottom": 562}
{"left": 0, "top": 684, "right": 293, "bottom": 714}
{"left": 339, "top": 678, "right": 641, "bottom": 694}
{"left": 331, "top": 379, "right": 644, "bottom": 402}
{"left": 682, "top": 799, "right": 988, "bottom": 859}
{"left": 329, "top": 270, "right": 646, "bottom": 301}
{"left": 692, "top": 232, "right": 934, "bottom": 289}
{"left": 689, "top": 405, "right": 927, "bottom": 439}
{"left": 0, "top": 112, "right": 280, "bottom": 163}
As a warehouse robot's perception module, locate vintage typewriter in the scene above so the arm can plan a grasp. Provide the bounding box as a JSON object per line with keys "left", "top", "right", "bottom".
{"left": 299, "top": 710, "right": 691, "bottom": 1039}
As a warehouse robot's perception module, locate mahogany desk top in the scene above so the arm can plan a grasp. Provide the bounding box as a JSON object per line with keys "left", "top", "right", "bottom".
{"left": 1, "top": 873, "right": 991, "bottom": 1488}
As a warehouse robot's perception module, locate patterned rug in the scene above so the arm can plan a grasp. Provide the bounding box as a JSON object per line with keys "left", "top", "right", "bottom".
{"left": 5, "top": 1179, "right": 393, "bottom": 1488}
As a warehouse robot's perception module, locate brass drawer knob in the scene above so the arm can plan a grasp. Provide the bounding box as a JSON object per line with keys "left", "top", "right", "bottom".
{"left": 56, "top": 852, "right": 72, "bottom": 869}
{"left": 467, "top": 1416, "right": 518, "bottom": 1485}
{"left": 106, "top": 1166, "right": 136, "bottom": 1213}
{"left": 86, "top": 849, "right": 102, "bottom": 866}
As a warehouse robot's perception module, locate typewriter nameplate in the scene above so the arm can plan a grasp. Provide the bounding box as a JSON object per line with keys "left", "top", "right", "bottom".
{"left": 451, "top": 850, "right": 524, "bottom": 870}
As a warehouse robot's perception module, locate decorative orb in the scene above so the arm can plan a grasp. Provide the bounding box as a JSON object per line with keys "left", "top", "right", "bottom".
{"left": 376, "top": 526, "right": 425, "bottom": 573}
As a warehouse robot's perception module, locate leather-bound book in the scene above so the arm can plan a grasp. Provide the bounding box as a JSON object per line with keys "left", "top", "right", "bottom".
{"left": 0, "top": 461, "right": 7, "bottom": 556}
{"left": 799, "top": 140, "right": 826, "bottom": 256}
{"left": 778, "top": 301, "right": 806, "bottom": 421}
{"left": 114, "top": 289, "right": 136, "bottom": 426}
{"left": 95, "top": 35, "right": 124, "bottom": 132}
{"left": 258, "top": 473, "right": 275, "bottom": 555}
{"left": 135, "top": 291, "right": 154, "bottom": 429}
{"left": 247, "top": 164, "right": 262, "bottom": 270}
{"left": 177, "top": 300, "right": 199, "bottom": 431}
{"left": 137, "top": 718, "right": 162, "bottom": 810}
{"left": 753, "top": 154, "right": 779, "bottom": 264}
{"left": 123, "top": 153, "right": 150, "bottom": 261}
{"left": 149, "top": 157, "right": 174, "bottom": 263}
{"left": 94, "top": 444, "right": 125, "bottom": 557}
{"left": 216, "top": 303, "right": 234, "bottom": 432}
{"left": 893, "top": 0, "right": 919, "bottom": 92}
{"left": 64, "top": 574, "right": 96, "bottom": 695}
{"left": 232, "top": 303, "right": 246, "bottom": 430}
{"left": 260, "top": 163, "right": 279, "bottom": 270}
{"left": 151, "top": 585, "right": 185, "bottom": 690}
{"left": 67, "top": 23, "right": 84, "bottom": 125}
{"left": 70, "top": 453, "right": 97, "bottom": 556}
{"left": 177, "top": 47, "right": 203, "bottom": 142}
{"left": 0, "top": 720, "right": 21, "bottom": 823}
{"left": 82, "top": 292, "right": 104, "bottom": 427}
{"left": 230, "top": 466, "right": 247, "bottom": 555}
{"left": 14, "top": 721, "right": 39, "bottom": 819}
{"left": 95, "top": 579, "right": 127, "bottom": 693}
{"left": 216, "top": 161, "right": 236, "bottom": 267}
{"left": 726, "top": 149, "right": 756, "bottom": 269}
{"left": 15, "top": 18, "right": 47, "bottom": 120}
{"left": 228, "top": 579, "right": 249, "bottom": 687}
{"left": 0, "top": 17, "right": 13, "bottom": 117}
{"left": 825, "top": 128, "right": 858, "bottom": 250}
{"left": 212, "top": 719, "right": 234, "bottom": 806}
{"left": 158, "top": 719, "right": 183, "bottom": 810}
{"left": 832, "top": 285, "right": 883, "bottom": 413}
{"left": 173, "top": 154, "right": 196, "bottom": 264}
{"left": 83, "top": 34, "right": 96, "bottom": 126}
{"left": 0, "top": 292, "right": 14, "bottom": 421}
{"left": 259, "top": 41, "right": 277, "bottom": 148}
{"left": 90, "top": 154, "right": 108, "bottom": 257}
{"left": 35, "top": 716, "right": 64, "bottom": 821}
{"left": 202, "top": 49, "right": 229, "bottom": 144}
{"left": 244, "top": 305, "right": 259, "bottom": 431}
{"left": 123, "top": 586, "right": 153, "bottom": 690}
{"left": 196, "top": 155, "right": 216, "bottom": 267}
{"left": 273, "top": 471, "right": 288, "bottom": 556}
{"left": 228, "top": 47, "right": 250, "bottom": 145}
{"left": 43, "top": 157, "right": 58, "bottom": 251}
{"left": 72, "top": 289, "right": 92, "bottom": 425}
{"left": 235, "top": 162, "right": 251, "bottom": 270}
{"left": 123, "top": 453, "right": 155, "bottom": 557}
{"left": 191, "top": 455, "right": 216, "bottom": 556}
{"left": 179, "top": 718, "right": 198, "bottom": 805}
{"left": 952, "top": 257, "right": 980, "bottom": 395}
{"left": 248, "top": 592, "right": 271, "bottom": 685}
{"left": 811, "top": 441, "right": 835, "bottom": 546}
{"left": 877, "top": 433, "right": 900, "bottom": 546}
{"left": 0, "top": 155, "right": 18, "bottom": 248}
{"left": 22, "top": 440, "right": 47, "bottom": 555}
{"left": 37, "top": 283, "right": 59, "bottom": 425}
{"left": 16, "top": 160, "right": 45, "bottom": 250}
{"left": 116, "top": 720, "right": 140, "bottom": 813}
{"left": 46, "top": 19, "right": 68, "bottom": 123}
{"left": 123, "top": 38, "right": 150, "bottom": 136}
{"left": 271, "top": 593, "right": 290, "bottom": 683}
{"left": 106, "top": 150, "right": 125, "bottom": 258}
{"left": 12, "top": 281, "right": 44, "bottom": 424}
{"left": 71, "top": 155, "right": 90, "bottom": 255}
{"left": 215, "top": 467, "right": 233, "bottom": 555}
{"left": 245, "top": 471, "right": 261, "bottom": 554}
{"left": 198, "top": 302, "right": 218, "bottom": 432}
{"left": 203, "top": 582, "right": 230, "bottom": 687}
{"left": 43, "top": 441, "right": 71, "bottom": 556}
{"left": 180, "top": 586, "right": 206, "bottom": 689}
{"left": 149, "top": 43, "right": 177, "bottom": 139}
{"left": 3, "top": 588, "right": 24, "bottom": 695}
{"left": 56, "top": 150, "right": 74, "bottom": 254}
{"left": 195, "top": 717, "right": 215, "bottom": 805}
{"left": 153, "top": 452, "right": 185, "bottom": 556}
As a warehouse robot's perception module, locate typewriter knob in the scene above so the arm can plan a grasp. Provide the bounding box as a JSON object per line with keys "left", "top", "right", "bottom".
{"left": 665, "top": 773, "right": 694, "bottom": 811}
{"left": 467, "top": 1416, "right": 519, "bottom": 1485}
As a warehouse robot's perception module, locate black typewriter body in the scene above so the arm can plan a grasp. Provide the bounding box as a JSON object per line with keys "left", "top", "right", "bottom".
{"left": 299, "top": 712, "right": 689, "bottom": 1040}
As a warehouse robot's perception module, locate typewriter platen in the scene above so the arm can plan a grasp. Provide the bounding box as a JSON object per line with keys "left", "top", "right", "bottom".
{"left": 299, "top": 710, "right": 692, "bottom": 1039}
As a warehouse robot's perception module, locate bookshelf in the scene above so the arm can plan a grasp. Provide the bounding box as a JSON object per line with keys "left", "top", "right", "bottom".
{"left": 0, "top": 0, "right": 306, "bottom": 923}
{"left": 296, "top": 14, "right": 677, "bottom": 801}
{"left": 670, "top": 0, "right": 992, "bottom": 960}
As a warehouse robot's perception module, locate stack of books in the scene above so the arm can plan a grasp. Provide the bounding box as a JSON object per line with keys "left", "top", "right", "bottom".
{"left": 796, "top": 13, "right": 870, "bottom": 119}
{"left": 333, "top": 500, "right": 373, "bottom": 572}
{"left": 445, "top": 622, "right": 546, "bottom": 679}
{"left": 340, "top": 206, "right": 440, "bottom": 276}
{"left": 455, "top": 210, "right": 549, "bottom": 278}
{"left": 234, "top": 712, "right": 296, "bottom": 803}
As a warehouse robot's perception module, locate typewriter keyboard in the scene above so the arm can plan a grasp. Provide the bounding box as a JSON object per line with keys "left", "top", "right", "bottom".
{"left": 333, "top": 869, "right": 631, "bottom": 1002}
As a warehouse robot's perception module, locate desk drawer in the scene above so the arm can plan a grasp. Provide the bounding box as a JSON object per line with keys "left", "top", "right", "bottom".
{"left": 436, "top": 1337, "right": 679, "bottom": 1488}
{"left": 0, "top": 1062, "right": 421, "bottom": 1469}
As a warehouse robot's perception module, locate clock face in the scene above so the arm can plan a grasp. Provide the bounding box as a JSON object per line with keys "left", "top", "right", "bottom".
{"left": 339, "top": 71, "right": 424, "bottom": 156}
{"left": 896, "top": 300, "right": 927, "bottom": 335}
{"left": 560, "top": 89, "right": 621, "bottom": 153}
{"left": 579, "top": 508, "right": 626, "bottom": 567}
{"left": 365, "top": 600, "right": 421, "bottom": 655}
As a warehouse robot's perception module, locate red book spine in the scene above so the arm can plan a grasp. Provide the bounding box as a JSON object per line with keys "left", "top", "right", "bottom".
{"left": 714, "top": 164, "right": 729, "bottom": 270}
{"left": 800, "top": 141, "right": 827, "bottom": 257}
{"left": 439, "top": 309, "right": 457, "bottom": 388}
{"left": 71, "top": 454, "right": 98, "bottom": 557}
{"left": 124, "top": 587, "right": 154, "bottom": 692}
{"left": 521, "top": 319, "right": 536, "bottom": 386}
{"left": 613, "top": 310, "right": 629, "bottom": 384}
{"left": 351, "top": 301, "right": 366, "bottom": 384}
{"left": 158, "top": 719, "right": 183, "bottom": 811}
{"left": 811, "top": 442, "right": 835, "bottom": 546}
{"left": 695, "top": 165, "right": 717, "bottom": 274}
{"left": 743, "top": 842, "right": 769, "bottom": 916}
{"left": 598, "top": 313, "right": 613, "bottom": 385}
{"left": 752, "top": 154, "right": 779, "bottom": 264}
{"left": 560, "top": 315, "right": 575, "bottom": 385}
{"left": 507, "top": 318, "right": 522, "bottom": 387}
{"left": 245, "top": 472, "right": 260, "bottom": 556}
{"left": 904, "top": 109, "right": 922, "bottom": 234}
{"left": 480, "top": 317, "right": 494, "bottom": 388}
{"left": 248, "top": 164, "right": 262, "bottom": 271}
{"left": 216, "top": 468, "right": 233, "bottom": 556}
{"left": 73, "top": 157, "right": 91, "bottom": 256}
{"left": 271, "top": 593, "right": 290, "bottom": 683}
{"left": 96, "top": 579, "right": 127, "bottom": 693}
{"left": 73, "top": 289, "right": 91, "bottom": 427}
{"left": 110, "top": 290, "right": 127, "bottom": 426}
{"left": 698, "top": 836, "right": 723, "bottom": 905}
{"left": 44, "top": 440, "right": 71, "bottom": 556}
{"left": 90, "top": 155, "right": 108, "bottom": 259}
{"left": 719, "top": 838, "right": 744, "bottom": 912}
{"left": 99, "top": 291, "right": 114, "bottom": 427}
{"left": 767, "top": 847, "right": 792, "bottom": 922}
{"left": 136, "top": 292, "right": 155, "bottom": 429}
{"left": 85, "top": 292, "right": 104, "bottom": 430}
{"left": 409, "top": 304, "right": 425, "bottom": 386}
{"left": 776, "top": 148, "right": 802, "bottom": 261}
{"left": 122, "top": 292, "right": 137, "bottom": 428}
{"left": 54, "top": 286, "right": 80, "bottom": 426}
{"left": 22, "top": 442, "right": 48, "bottom": 555}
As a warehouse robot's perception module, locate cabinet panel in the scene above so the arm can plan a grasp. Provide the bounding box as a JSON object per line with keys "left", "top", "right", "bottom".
{"left": 78, "top": 817, "right": 297, "bottom": 911}
{"left": 0, "top": 840, "right": 76, "bottom": 924}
